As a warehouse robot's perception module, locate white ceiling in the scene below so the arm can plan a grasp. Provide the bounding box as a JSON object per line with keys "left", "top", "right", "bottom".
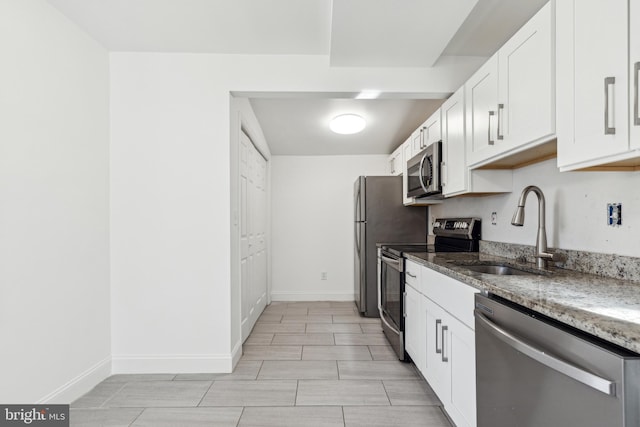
{"left": 46, "top": 0, "right": 549, "bottom": 156}
{"left": 46, "top": 0, "right": 331, "bottom": 54}
{"left": 329, "top": 0, "right": 478, "bottom": 67}
{"left": 249, "top": 98, "right": 444, "bottom": 156}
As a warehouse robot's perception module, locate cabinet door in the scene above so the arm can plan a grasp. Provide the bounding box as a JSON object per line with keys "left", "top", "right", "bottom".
{"left": 442, "top": 87, "right": 467, "bottom": 196}
{"left": 631, "top": 0, "right": 640, "bottom": 149}
{"left": 465, "top": 54, "right": 499, "bottom": 167}
{"left": 558, "top": 0, "right": 628, "bottom": 167}
{"left": 424, "top": 297, "right": 449, "bottom": 400}
{"left": 403, "top": 137, "right": 414, "bottom": 164}
{"left": 498, "top": 2, "right": 554, "bottom": 150}
{"left": 411, "top": 127, "right": 424, "bottom": 153}
{"left": 424, "top": 109, "right": 442, "bottom": 146}
{"left": 447, "top": 315, "right": 477, "bottom": 427}
{"left": 389, "top": 146, "right": 402, "bottom": 176}
{"left": 404, "top": 284, "right": 422, "bottom": 369}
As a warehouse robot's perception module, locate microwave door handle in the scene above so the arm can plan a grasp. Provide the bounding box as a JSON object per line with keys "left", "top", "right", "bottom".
{"left": 418, "top": 154, "right": 430, "bottom": 193}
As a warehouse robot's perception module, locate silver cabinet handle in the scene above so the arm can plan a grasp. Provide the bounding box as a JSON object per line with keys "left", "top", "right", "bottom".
{"left": 604, "top": 77, "right": 616, "bottom": 135}
{"left": 441, "top": 325, "right": 448, "bottom": 362}
{"left": 634, "top": 62, "right": 639, "bottom": 126}
{"left": 488, "top": 111, "right": 495, "bottom": 145}
{"left": 435, "top": 319, "right": 442, "bottom": 354}
{"left": 475, "top": 310, "right": 616, "bottom": 396}
{"left": 497, "top": 104, "right": 504, "bottom": 140}
{"left": 420, "top": 128, "right": 425, "bottom": 149}
{"left": 406, "top": 272, "right": 417, "bottom": 278}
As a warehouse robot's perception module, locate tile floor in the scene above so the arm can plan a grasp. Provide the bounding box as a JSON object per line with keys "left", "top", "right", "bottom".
{"left": 71, "top": 301, "right": 453, "bottom": 426}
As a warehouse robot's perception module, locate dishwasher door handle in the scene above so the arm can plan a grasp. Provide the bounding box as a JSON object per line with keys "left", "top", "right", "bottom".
{"left": 475, "top": 310, "right": 616, "bottom": 396}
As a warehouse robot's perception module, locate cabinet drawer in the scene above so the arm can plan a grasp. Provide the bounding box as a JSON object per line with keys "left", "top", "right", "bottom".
{"left": 422, "top": 267, "right": 478, "bottom": 329}
{"left": 404, "top": 260, "right": 422, "bottom": 289}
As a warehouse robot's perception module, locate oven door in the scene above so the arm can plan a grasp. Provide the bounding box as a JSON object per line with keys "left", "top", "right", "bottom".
{"left": 378, "top": 250, "right": 406, "bottom": 360}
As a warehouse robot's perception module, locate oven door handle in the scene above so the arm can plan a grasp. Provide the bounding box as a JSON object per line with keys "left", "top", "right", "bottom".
{"left": 380, "top": 254, "right": 403, "bottom": 272}
{"left": 475, "top": 310, "right": 616, "bottom": 396}
{"left": 379, "top": 308, "right": 401, "bottom": 335}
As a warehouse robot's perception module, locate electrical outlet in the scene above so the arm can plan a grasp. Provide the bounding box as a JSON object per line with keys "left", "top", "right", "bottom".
{"left": 321, "top": 272, "right": 327, "bottom": 280}
{"left": 607, "top": 203, "right": 622, "bottom": 226}
{"left": 491, "top": 212, "right": 497, "bottom": 226}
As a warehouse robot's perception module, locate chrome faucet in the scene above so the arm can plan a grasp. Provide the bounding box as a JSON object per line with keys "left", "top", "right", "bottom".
{"left": 511, "top": 185, "right": 556, "bottom": 269}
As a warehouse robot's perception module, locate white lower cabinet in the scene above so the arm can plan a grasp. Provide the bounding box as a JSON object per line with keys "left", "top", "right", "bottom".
{"left": 404, "top": 261, "right": 478, "bottom": 427}
{"left": 404, "top": 283, "right": 424, "bottom": 372}
{"left": 423, "top": 297, "right": 448, "bottom": 398}
{"left": 447, "top": 308, "right": 477, "bottom": 427}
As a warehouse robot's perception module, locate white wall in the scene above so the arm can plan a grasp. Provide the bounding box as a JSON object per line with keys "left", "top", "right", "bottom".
{"left": 109, "top": 52, "right": 483, "bottom": 373}
{"left": 0, "top": 0, "right": 110, "bottom": 403}
{"left": 270, "top": 155, "right": 389, "bottom": 301}
{"left": 431, "top": 158, "right": 640, "bottom": 257}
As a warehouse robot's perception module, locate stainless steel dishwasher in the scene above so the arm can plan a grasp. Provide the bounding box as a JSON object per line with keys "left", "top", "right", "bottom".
{"left": 475, "top": 293, "right": 640, "bottom": 427}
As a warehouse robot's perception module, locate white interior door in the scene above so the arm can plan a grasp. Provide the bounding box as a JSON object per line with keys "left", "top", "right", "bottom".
{"left": 240, "top": 131, "right": 268, "bottom": 342}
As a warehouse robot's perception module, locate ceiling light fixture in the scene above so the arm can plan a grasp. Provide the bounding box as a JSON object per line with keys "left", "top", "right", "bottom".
{"left": 330, "top": 114, "right": 366, "bottom": 135}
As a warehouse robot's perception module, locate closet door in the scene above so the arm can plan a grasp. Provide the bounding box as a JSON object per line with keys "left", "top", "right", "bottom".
{"left": 240, "top": 131, "right": 268, "bottom": 342}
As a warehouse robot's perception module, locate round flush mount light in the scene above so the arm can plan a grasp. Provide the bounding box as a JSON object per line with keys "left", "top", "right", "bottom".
{"left": 329, "top": 114, "right": 366, "bottom": 135}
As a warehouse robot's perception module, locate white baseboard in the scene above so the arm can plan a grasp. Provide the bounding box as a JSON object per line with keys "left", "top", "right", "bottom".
{"left": 38, "top": 356, "right": 111, "bottom": 404}
{"left": 270, "top": 291, "right": 355, "bottom": 302}
{"left": 111, "top": 354, "right": 234, "bottom": 374}
{"left": 231, "top": 340, "right": 243, "bottom": 369}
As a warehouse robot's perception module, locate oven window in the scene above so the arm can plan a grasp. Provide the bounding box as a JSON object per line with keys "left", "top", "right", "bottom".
{"left": 381, "top": 261, "right": 402, "bottom": 329}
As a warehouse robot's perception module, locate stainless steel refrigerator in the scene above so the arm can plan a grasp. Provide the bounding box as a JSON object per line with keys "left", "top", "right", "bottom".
{"left": 354, "top": 176, "right": 427, "bottom": 317}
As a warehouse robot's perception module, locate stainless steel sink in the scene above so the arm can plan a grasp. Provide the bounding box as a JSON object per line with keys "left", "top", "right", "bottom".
{"left": 460, "top": 264, "right": 539, "bottom": 276}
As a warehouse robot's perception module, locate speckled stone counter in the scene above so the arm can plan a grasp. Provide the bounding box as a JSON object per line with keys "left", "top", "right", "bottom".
{"left": 404, "top": 251, "right": 640, "bottom": 354}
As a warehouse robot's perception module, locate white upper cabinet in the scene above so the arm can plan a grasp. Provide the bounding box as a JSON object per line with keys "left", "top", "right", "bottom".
{"left": 631, "top": 0, "right": 640, "bottom": 150}
{"left": 388, "top": 144, "right": 403, "bottom": 176}
{"left": 557, "top": 0, "right": 640, "bottom": 170}
{"left": 467, "top": 2, "right": 555, "bottom": 168}
{"left": 411, "top": 126, "right": 424, "bottom": 154}
{"left": 412, "top": 109, "right": 442, "bottom": 154}
{"left": 442, "top": 86, "right": 513, "bottom": 197}
{"left": 498, "top": 2, "right": 555, "bottom": 151}
{"left": 423, "top": 110, "right": 442, "bottom": 148}
{"left": 465, "top": 54, "right": 499, "bottom": 166}
{"left": 441, "top": 87, "right": 468, "bottom": 196}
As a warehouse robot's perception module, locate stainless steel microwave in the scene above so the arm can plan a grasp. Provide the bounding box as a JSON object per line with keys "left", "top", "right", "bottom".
{"left": 406, "top": 141, "right": 442, "bottom": 198}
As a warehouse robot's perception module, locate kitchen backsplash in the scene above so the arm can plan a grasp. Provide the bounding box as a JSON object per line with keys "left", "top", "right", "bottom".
{"left": 429, "top": 158, "right": 640, "bottom": 258}
{"left": 480, "top": 240, "right": 640, "bottom": 283}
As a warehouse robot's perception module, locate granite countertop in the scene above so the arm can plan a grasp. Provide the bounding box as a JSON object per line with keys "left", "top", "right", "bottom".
{"left": 404, "top": 251, "right": 640, "bottom": 354}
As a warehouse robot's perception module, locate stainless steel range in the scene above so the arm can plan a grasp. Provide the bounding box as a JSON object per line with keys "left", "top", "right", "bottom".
{"left": 378, "top": 217, "right": 481, "bottom": 361}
